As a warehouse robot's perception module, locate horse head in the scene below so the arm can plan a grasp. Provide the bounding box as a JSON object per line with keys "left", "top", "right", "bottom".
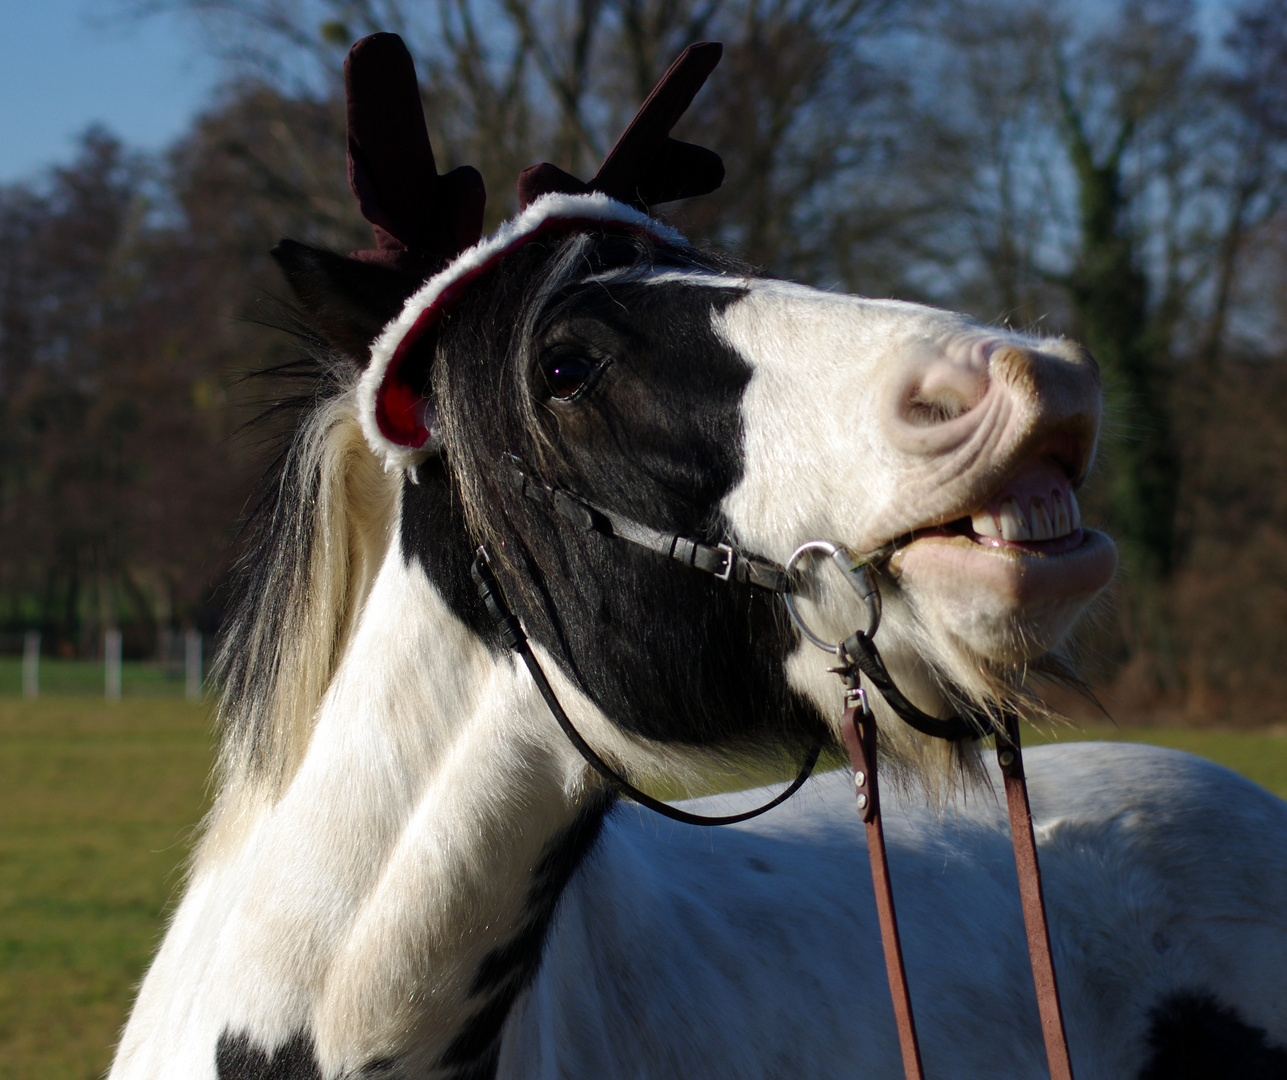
{"left": 112, "top": 34, "right": 1135, "bottom": 1080}
{"left": 269, "top": 33, "right": 1114, "bottom": 788}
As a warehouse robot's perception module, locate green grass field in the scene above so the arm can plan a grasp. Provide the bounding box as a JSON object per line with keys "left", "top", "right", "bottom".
{"left": 1, "top": 698, "right": 1284, "bottom": 1080}
{"left": 0, "top": 699, "right": 214, "bottom": 1080}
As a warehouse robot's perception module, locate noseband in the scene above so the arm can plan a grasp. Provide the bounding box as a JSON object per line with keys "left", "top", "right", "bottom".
{"left": 472, "top": 458, "right": 1075, "bottom": 1080}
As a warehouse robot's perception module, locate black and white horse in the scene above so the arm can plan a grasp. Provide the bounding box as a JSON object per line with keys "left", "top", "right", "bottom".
{"left": 111, "top": 38, "right": 1287, "bottom": 1080}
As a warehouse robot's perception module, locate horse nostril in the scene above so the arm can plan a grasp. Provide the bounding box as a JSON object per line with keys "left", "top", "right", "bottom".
{"left": 900, "top": 340, "right": 993, "bottom": 428}
{"left": 988, "top": 344, "right": 1040, "bottom": 391}
{"left": 904, "top": 386, "right": 975, "bottom": 426}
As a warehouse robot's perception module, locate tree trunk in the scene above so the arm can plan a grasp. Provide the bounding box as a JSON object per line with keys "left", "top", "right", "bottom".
{"left": 1061, "top": 107, "right": 1179, "bottom": 672}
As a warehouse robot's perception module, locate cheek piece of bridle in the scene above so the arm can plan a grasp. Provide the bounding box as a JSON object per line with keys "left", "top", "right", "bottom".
{"left": 341, "top": 32, "right": 1075, "bottom": 1080}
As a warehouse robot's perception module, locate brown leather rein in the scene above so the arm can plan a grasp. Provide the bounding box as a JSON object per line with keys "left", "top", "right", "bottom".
{"left": 788, "top": 541, "right": 1075, "bottom": 1080}
{"left": 472, "top": 489, "right": 1075, "bottom": 1080}
{"left": 838, "top": 660, "right": 1074, "bottom": 1080}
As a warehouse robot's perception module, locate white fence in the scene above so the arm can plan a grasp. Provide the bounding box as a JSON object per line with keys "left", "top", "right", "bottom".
{"left": 1, "top": 630, "right": 204, "bottom": 699}
{"left": 22, "top": 631, "right": 39, "bottom": 699}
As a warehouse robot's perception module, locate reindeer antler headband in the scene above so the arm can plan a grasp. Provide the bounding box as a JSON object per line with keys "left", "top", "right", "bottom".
{"left": 348, "top": 33, "right": 724, "bottom": 467}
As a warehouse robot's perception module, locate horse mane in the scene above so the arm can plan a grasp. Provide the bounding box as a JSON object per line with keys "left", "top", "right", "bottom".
{"left": 209, "top": 355, "right": 399, "bottom": 815}
{"left": 199, "top": 230, "right": 757, "bottom": 834}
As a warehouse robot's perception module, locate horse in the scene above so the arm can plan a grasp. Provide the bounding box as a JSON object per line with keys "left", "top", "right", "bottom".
{"left": 110, "top": 35, "right": 1287, "bottom": 1080}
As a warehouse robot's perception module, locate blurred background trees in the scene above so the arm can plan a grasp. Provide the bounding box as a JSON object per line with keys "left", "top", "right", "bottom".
{"left": 4, "top": 0, "right": 1287, "bottom": 721}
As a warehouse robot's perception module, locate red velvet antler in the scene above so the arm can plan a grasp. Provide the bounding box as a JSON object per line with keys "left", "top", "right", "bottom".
{"left": 517, "top": 42, "right": 724, "bottom": 211}
{"left": 345, "top": 33, "right": 486, "bottom": 274}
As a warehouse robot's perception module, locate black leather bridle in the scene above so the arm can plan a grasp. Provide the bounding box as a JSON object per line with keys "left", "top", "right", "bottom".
{"left": 471, "top": 456, "right": 989, "bottom": 825}
{"left": 471, "top": 456, "right": 1076, "bottom": 1080}
{"left": 471, "top": 549, "right": 819, "bottom": 826}
{"left": 477, "top": 455, "right": 827, "bottom": 825}
{"left": 493, "top": 453, "right": 990, "bottom": 745}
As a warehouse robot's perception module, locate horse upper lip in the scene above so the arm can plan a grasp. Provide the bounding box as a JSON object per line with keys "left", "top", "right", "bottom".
{"left": 885, "top": 438, "right": 1091, "bottom": 554}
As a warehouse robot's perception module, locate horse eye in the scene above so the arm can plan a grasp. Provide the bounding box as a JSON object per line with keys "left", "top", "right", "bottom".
{"left": 543, "top": 353, "right": 599, "bottom": 400}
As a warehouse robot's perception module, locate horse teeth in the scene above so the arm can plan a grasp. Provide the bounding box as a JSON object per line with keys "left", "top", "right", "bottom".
{"left": 998, "top": 497, "right": 1030, "bottom": 541}
{"left": 1029, "top": 497, "right": 1054, "bottom": 541}
{"left": 1069, "top": 489, "right": 1081, "bottom": 530}
{"left": 971, "top": 510, "right": 1002, "bottom": 538}
{"left": 1051, "top": 490, "right": 1071, "bottom": 537}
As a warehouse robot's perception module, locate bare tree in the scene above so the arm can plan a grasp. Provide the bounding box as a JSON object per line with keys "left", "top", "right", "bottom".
{"left": 0, "top": 130, "right": 255, "bottom": 651}
{"left": 122, "top": 0, "right": 918, "bottom": 265}
{"left": 898, "top": 0, "right": 1287, "bottom": 688}
{"left": 67, "top": 0, "right": 1287, "bottom": 709}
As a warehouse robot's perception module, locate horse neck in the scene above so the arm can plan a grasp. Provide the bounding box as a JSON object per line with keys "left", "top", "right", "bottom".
{"left": 120, "top": 537, "right": 607, "bottom": 1077}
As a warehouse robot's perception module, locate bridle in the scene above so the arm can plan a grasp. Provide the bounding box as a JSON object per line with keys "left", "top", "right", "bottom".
{"left": 472, "top": 460, "right": 1075, "bottom": 1080}
{"left": 340, "top": 31, "right": 1076, "bottom": 1080}
{"left": 474, "top": 456, "right": 819, "bottom": 828}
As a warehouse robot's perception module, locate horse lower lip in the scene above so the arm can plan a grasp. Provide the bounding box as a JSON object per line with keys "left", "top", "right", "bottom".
{"left": 891, "top": 527, "right": 1118, "bottom": 607}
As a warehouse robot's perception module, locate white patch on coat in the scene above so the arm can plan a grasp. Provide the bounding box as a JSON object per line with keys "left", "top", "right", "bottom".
{"left": 112, "top": 546, "right": 603, "bottom": 1077}
{"left": 714, "top": 280, "right": 1105, "bottom": 776}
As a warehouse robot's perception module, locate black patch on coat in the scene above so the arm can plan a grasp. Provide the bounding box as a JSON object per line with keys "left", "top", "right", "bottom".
{"left": 436, "top": 796, "right": 611, "bottom": 1078}
{"left": 399, "top": 453, "right": 500, "bottom": 646}
{"left": 402, "top": 228, "right": 828, "bottom": 762}
{"left": 216, "top": 1030, "right": 323, "bottom": 1080}
{"left": 1139, "top": 990, "right": 1287, "bottom": 1079}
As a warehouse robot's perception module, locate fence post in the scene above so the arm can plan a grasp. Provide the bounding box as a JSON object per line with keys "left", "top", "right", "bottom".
{"left": 184, "top": 629, "right": 202, "bottom": 702}
{"left": 105, "top": 628, "right": 122, "bottom": 701}
{"left": 22, "top": 631, "right": 40, "bottom": 699}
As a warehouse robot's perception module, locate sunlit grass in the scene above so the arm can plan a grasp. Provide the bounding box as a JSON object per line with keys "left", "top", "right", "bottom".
{"left": 1025, "top": 722, "right": 1287, "bottom": 800}
{"left": 0, "top": 658, "right": 196, "bottom": 698}
{"left": 1, "top": 697, "right": 1284, "bottom": 1079}
{"left": 0, "top": 699, "right": 214, "bottom": 1080}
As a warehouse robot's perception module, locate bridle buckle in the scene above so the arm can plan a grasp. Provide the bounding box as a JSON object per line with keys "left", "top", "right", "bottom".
{"left": 844, "top": 684, "right": 871, "bottom": 714}
{"left": 713, "top": 542, "right": 736, "bottom": 581}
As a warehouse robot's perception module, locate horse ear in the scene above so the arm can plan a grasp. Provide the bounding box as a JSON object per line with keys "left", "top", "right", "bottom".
{"left": 271, "top": 239, "right": 420, "bottom": 364}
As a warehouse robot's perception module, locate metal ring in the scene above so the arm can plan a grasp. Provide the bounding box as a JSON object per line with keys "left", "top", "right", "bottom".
{"left": 784, "top": 540, "right": 882, "bottom": 653}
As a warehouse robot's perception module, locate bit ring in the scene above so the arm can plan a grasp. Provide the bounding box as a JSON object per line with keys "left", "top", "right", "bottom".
{"left": 784, "top": 540, "right": 882, "bottom": 653}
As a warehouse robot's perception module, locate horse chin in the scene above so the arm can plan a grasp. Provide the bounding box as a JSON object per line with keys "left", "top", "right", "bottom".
{"left": 888, "top": 527, "right": 1117, "bottom": 667}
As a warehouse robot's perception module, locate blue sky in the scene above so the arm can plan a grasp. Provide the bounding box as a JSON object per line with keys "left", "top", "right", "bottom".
{"left": 0, "top": 1, "right": 221, "bottom": 183}
{"left": 0, "top": 0, "right": 1243, "bottom": 187}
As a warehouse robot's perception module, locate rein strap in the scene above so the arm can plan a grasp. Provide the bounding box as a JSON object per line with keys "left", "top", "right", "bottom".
{"left": 996, "top": 712, "right": 1076, "bottom": 1080}
{"left": 837, "top": 673, "right": 1076, "bottom": 1080}
{"left": 840, "top": 691, "right": 926, "bottom": 1080}
{"left": 471, "top": 546, "right": 820, "bottom": 827}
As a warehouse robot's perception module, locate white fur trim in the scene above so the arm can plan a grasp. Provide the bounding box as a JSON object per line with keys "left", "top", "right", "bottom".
{"left": 358, "top": 192, "right": 689, "bottom": 469}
